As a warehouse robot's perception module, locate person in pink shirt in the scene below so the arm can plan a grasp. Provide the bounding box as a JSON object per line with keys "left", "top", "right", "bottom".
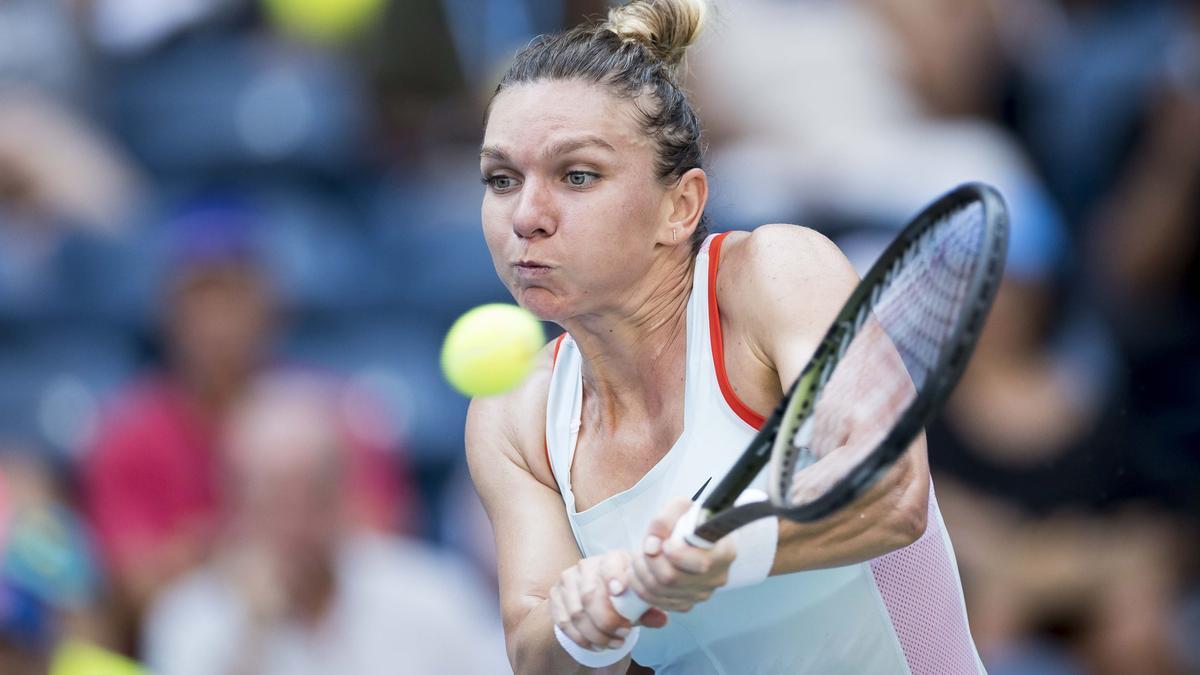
{"left": 82, "top": 205, "right": 412, "bottom": 635}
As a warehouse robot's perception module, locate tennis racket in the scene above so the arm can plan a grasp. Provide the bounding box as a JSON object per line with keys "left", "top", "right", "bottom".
{"left": 603, "top": 182, "right": 1009, "bottom": 626}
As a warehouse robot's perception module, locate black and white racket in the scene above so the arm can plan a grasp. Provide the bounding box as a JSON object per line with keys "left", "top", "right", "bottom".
{"left": 604, "top": 182, "right": 1009, "bottom": 625}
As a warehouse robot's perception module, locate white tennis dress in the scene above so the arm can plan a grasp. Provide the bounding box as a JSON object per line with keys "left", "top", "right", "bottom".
{"left": 545, "top": 233, "right": 986, "bottom": 674}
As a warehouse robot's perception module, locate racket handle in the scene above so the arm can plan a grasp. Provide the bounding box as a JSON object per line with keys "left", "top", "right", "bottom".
{"left": 610, "top": 502, "right": 710, "bottom": 622}
{"left": 559, "top": 501, "right": 720, "bottom": 665}
{"left": 610, "top": 588, "right": 651, "bottom": 622}
{"left": 674, "top": 500, "right": 712, "bottom": 548}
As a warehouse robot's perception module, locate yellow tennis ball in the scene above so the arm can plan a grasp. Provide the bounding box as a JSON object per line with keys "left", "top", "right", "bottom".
{"left": 442, "top": 304, "right": 545, "bottom": 397}
{"left": 51, "top": 641, "right": 144, "bottom": 675}
{"left": 262, "top": 0, "right": 386, "bottom": 43}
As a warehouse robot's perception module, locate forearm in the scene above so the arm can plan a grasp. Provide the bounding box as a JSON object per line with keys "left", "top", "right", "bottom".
{"left": 769, "top": 451, "right": 929, "bottom": 575}
{"left": 507, "top": 600, "right": 630, "bottom": 674}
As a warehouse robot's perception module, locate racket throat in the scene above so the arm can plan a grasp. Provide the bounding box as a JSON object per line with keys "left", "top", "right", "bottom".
{"left": 769, "top": 415, "right": 815, "bottom": 504}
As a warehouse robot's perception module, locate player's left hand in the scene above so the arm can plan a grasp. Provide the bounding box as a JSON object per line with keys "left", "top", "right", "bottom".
{"left": 628, "top": 498, "right": 736, "bottom": 613}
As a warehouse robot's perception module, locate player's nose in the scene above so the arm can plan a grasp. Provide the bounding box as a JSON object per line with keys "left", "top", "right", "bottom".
{"left": 512, "top": 179, "right": 558, "bottom": 239}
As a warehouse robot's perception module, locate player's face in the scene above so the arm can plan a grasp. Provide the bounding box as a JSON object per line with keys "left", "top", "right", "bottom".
{"left": 480, "top": 79, "right": 672, "bottom": 321}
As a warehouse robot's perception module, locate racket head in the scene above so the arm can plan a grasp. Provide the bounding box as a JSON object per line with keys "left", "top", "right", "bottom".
{"left": 694, "top": 183, "right": 1007, "bottom": 541}
{"left": 769, "top": 182, "right": 1007, "bottom": 519}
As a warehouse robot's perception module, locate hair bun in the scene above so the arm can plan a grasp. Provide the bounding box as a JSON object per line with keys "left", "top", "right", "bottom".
{"left": 606, "top": 0, "right": 707, "bottom": 69}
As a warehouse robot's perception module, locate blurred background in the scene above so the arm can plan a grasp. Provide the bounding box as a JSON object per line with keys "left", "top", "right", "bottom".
{"left": 0, "top": 0, "right": 1195, "bottom": 673}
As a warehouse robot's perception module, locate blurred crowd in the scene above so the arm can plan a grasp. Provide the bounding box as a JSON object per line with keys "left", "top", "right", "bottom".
{"left": 0, "top": 0, "right": 1195, "bottom": 674}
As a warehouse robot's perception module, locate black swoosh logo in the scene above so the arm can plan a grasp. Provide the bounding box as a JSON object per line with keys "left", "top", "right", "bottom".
{"left": 691, "top": 476, "right": 713, "bottom": 502}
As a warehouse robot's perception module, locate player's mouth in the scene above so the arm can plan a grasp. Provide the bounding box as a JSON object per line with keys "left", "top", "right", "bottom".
{"left": 513, "top": 260, "right": 553, "bottom": 277}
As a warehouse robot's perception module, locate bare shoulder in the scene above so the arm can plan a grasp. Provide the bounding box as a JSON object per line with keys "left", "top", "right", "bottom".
{"left": 720, "top": 224, "right": 856, "bottom": 290}
{"left": 465, "top": 337, "right": 561, "bottom": 492}
{"left": 716, "top": 225, "right": 860, "bottom": 377}
{"left": 718, "top": 224, "right": 858, "bottom": 319}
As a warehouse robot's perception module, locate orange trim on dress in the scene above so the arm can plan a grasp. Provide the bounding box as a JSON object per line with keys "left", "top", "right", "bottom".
{"left": 552, "top": 333, "right": 566, "bottom": 366}
{"left": 708, "top": 232, "right": 767, "bottom": 430}
{"left": 544, "top": 333, "right": 568, "bottom": 478}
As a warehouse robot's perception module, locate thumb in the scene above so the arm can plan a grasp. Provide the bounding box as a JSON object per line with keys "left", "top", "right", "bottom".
{"left": 600, "top": 551, "right": 631, "bottom": 596}
{"left": 643, "top": 498, "right": 693, "bottom": 556}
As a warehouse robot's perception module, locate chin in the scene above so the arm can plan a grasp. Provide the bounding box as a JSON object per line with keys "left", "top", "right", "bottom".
{"left": 515, "top": 287, "right": 566, "bottom": 323}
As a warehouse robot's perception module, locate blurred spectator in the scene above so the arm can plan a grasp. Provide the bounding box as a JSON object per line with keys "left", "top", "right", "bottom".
{"left": 143, "top": 374, "right": 507, "bottom": 675}
{"left": 0, "top": 90, "right": 142, "bottom": 315}
{"left": 439, "top": 465, "right": 499, "bottom": 591}
{"left": 0, "top": 0, "right": 91, "bottom": 106}
{"left": 87, "top": 0, "right": 244, "bottom": 56}
{"left": 82, "top": 204, "right": 411, "bottom": 636}
{"left": 1005, "top": 0, "right": 1179, "bottom": 226}
{"left": 1082, "top": 0, "right": 1200, "bottom": 517}
{"left": 0, "top": 446, "right": 106, "bottom": 675}
{"left": 937, "top": 483, "right": 1191, "bottom": 675}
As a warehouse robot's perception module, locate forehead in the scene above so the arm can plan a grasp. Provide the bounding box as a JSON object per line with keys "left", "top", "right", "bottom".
{"left": 483, "top": 79, "right": 653, "bottom": 161}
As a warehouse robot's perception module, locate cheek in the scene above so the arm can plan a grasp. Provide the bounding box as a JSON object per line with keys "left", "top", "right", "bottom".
{"left": 579, "top": 182, "right": 663, "bottom": 248}
{"left": 481, "top": 200, "right": 514, "bottom": 275}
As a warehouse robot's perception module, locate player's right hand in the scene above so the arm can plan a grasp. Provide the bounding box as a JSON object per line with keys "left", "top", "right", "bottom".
{"left": 549, "top": 550, "right": 668, "bottom": 652}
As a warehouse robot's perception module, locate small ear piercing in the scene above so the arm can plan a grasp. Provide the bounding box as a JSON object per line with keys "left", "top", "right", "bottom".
{"left": 672, "top": 228, "right": 677, "bottom": 242}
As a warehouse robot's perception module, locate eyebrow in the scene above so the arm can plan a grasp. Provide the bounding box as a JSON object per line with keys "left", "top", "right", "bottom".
{"left": 479, "top": 135, "right": 617, "bottom": 163}
{"left": 479, "top": 145, "right": 510, "bottom": 161}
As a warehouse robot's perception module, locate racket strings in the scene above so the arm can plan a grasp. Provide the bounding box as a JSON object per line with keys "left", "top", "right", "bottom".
{"left": 783, "top": 203, "right": 987, "bottom": 506}
{"left": 878, "top": 203, "right": 984, "bottom": 390}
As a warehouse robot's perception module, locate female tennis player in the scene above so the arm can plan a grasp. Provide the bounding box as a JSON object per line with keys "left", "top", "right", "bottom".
{"left": 466, "top": 1, "right": 984, "bottom": 672}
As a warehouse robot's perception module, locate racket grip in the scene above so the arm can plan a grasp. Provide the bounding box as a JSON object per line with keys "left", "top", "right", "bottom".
{"left": 610, "top": 501, "right": 708, "bottom": 622}
{"left": 610, "top": 587, "right": 651, "bottom": 622}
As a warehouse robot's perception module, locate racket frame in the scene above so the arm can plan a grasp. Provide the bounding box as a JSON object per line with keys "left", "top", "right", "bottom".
{"left": 690, "top": 182, "right": 1009, "bottom": 544}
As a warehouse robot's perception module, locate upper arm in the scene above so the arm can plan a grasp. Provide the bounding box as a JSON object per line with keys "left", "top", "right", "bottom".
{"left": 463, "top": 351, "right": 583, "bottom": 641}
{"left": 721, "top": 224, "right": 860, "bottom": 391}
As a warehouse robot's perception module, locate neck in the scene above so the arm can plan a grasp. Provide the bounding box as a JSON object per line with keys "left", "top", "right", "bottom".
{"left": 563, "top": 254, "right": 695, "bottom": 424}
{"left": 291, "top": 555, "right": 337, "bottom": 624}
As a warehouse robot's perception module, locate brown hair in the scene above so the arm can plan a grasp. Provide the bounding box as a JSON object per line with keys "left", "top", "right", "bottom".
{"left": 489, "top": 0, "right": 711, "bottom": 252}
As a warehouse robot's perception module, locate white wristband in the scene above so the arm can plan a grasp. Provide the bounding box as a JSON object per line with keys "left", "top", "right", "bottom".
{"left": 719, "top": 489, "right": 778, "bottom": 592}
{"left": 553, "top": 624, "right": 640, "bottom": 668}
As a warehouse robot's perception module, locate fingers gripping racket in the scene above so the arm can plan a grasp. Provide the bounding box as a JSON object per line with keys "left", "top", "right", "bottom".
{"left": 592, "top": 183, "right": 1008, "bottom": 644}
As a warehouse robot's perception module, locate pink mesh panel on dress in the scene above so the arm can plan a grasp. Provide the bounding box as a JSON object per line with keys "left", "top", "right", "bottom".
{"left": 870, "top": 486, "right": 981, "bottom": 674}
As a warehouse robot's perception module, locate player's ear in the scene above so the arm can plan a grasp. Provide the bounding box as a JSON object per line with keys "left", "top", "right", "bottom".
{"left": 657, "top": 167, "right": 707, "bottom": 246}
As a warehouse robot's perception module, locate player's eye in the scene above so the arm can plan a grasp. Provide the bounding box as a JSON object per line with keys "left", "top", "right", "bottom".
{"left": 565, "top": 171, "right": 599, "bottom": 188}
{"left": 483, "top": 174, "right": 518, "bottom": 193}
